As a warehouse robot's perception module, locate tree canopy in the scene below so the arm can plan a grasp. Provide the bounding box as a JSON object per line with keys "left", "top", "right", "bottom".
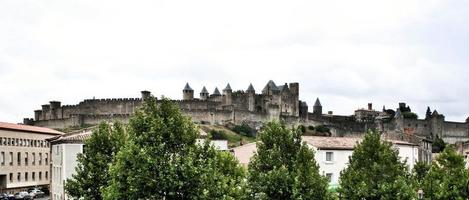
{"left": 338, "top": 130, "right": 414, "bottom": 200}
{"left": 65, "top": 122, "right": 126, "bottom": 200}
{"left": 103, "top": 97, "right": 245, "bottom": 200}
{"left": 247, "top": 121, "right": 331, "bottom": 200}
{"left": 422, "top": 146, "right": 469, "bottom": 200}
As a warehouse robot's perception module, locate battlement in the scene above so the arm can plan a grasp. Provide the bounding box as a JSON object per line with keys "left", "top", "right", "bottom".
{"left": 82, "top": 98, "right": 141, "bottom": 103}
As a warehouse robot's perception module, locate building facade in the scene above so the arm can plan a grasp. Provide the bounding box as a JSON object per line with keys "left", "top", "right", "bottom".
{"left": 0, "top": 122, "right": 63, "bottom": 194}
{"left": 48, "top": 131, "right": 89, "bottom": 200}
{"left": 232, "top": 136, "right": 421, "bottom": 186}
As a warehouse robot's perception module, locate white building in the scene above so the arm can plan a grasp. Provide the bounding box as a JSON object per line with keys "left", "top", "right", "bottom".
{"left": 231, "top": 136, "right": 420, "bottom": 186}
{"left": 48, "top": 131, "right": 90, "bottom": 200}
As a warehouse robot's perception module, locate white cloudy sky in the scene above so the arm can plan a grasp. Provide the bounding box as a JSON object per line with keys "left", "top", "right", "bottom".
{"left": 1, "top": 0, "right": 468, "bottom": 123}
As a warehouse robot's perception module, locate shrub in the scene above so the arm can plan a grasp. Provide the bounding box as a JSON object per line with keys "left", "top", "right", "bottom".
{"left": 307, "top": 125, "right": 315, "bottom": 130}
{"left": 232, "top": 124, "right": 255, "bottom": 137}
{"left": 298, "top": 125, "right": 306, "bottom": 133}
{"left": 210, "top": 130, "right": 227, "bottom": 140}
{"left": 315, "top": 125, "right": 330, "bottom": 133}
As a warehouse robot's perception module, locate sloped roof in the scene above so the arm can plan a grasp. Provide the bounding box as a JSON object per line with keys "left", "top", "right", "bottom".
{"left": 183, "top": 83, "right": 193, "bottom": 91}
{"left": 0, "top": 121, "right": 63, "bottom": 135}
{"left": 212, "top": 87, "right": 221, "bottom": 95}
{"left": 224, "top": 83, "right": 232, "bottom": 91}
{"left": 200, "top": 86, "right": 209, "bottom": 94}
{"left": 50, "top": 131, "right": 92, "bottom": 144}
{"left": 314, "top": 98, "right": 322, "bottom": 107}
{"left": 302, "top": 136, "right": 360, "bottom": 150}
{"left": 246, "top": 83, "right": 255, "bottom": 92}
{"left": 262, "top": 80, "right": 279, "bottom": 93}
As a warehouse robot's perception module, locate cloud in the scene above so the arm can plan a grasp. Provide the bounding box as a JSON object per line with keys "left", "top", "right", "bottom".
{"left": 0, "top": 0, "right": 468, "bottom": 123}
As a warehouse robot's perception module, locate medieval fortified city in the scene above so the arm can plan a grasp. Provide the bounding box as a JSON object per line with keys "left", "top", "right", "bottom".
{"left": 2, "top": 1, "right": 469, "bottom": 200}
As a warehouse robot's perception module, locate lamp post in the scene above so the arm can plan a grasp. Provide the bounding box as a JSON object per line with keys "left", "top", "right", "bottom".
{"left": 417, "top": 188, "right": 424, "bottom": 200}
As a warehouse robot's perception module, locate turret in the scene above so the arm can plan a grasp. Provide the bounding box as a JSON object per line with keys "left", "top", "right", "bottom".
{"left": 247, "top": 83, "right": 255, "bottom": 111}
{"left": 49, "top": 101, "right": 61, "bottom": 120}
{"left": 313, "top": 98, "right": 322, "bottom": 117}
{"left": 200, "top": 86, "right": 209, "bottom": 100}
{"left": 34, "top": 110, "right": 42, "bottom": 121}
{"left": 223, "top": 83, "right": 232, "bottom": 105}
{"left": 289, "top": 82, "right": 300, "bottom": 116}
{"left": 141, "top": 90, "right": 151, "bottom": 101}
{"left": 41, "top": 104, "right": 50, "bottom": 120}
{"left": 182, "top": 83, "right": 194, "bottom": 100}
{"left": 425, "top": 106, "right": 432, "bottom": 119}
{"left": 23, "top": 118, "right": 34, "bottom": 125}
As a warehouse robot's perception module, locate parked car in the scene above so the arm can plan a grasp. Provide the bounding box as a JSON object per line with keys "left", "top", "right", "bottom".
{"left": 0, "top": 193, "right": 9, "bottom": 200}
{"left": 14, "top": 192, "right": 32, "bottom": 200}
{"left": 29, "top": 188, "right": 45, "bottom": 198}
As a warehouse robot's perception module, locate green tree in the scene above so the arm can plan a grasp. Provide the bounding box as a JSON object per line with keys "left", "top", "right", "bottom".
{"left": 247, "top": 121, "right": 331, "bottom": 200}
{"left": 338, "top": 130, "right": 414, "bottom": 200}
{"left": 103, "top": 97, "right": 245, "bottom": 200}
{"left": 64, "top": 122, "right": 126, "bottom": 200}
{"left": 413, "top": 161, "right": 430, "bottom": 185}
{"left": 422, "top": 146, "right": 469, "bottom": 200}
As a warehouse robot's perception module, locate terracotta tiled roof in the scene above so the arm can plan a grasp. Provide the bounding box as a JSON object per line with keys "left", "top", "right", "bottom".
{"left": 302, "top": 136, "right": 418, "bottom": 150}
{"left": 0, "top": 121, "right": 63, "bottom": 135}
{"left": 49, "top": 131, "right": 92, "bottom": 144}
{"left": 302, "top": 136, "right": 360, "bottom": 150}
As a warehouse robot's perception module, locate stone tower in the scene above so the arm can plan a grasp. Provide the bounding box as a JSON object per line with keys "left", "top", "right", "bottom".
{"left": 50, "top": 101, "right": 61, "bottom": 120}
{"left": 247, "top": 83, "right": 255, "bottom": 112}
{"left": 141, "top": 90, "right": 151, "bottom": 102}
{"left": 183, "top": 83, "right": 194, "bottom": 100}
{"left": 223, "top": 83, "right": 232, "bottom": 105}
{"left": 313, "top": 98, "right": 322, "bottom": 117}
{"left": 200, "top": 86, "right": 209, "bottom": 100}
{"left": 289, "top": 82, "right": 299, "bottom": 116}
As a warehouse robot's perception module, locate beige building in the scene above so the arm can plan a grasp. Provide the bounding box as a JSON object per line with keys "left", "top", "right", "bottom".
{"left": 0, "top": 121, "right": 63, "bottom": 194}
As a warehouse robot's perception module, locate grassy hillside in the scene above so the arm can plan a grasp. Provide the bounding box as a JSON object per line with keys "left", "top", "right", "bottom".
{"left": 199, "top": 124, "right": 257, "bottom": 148}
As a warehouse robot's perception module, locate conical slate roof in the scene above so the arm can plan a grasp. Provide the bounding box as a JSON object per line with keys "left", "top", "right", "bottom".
{"left": 262, "top": 80, "right": 279, "bottom": 93}
{"left": 246, "top": 83, "right": 255, "bottom": 92}
{"left": 183, "top": 83, "right": 193, "bottom": 91}
{"left": 224, "top": 83, "right": 232, "bottom": 91}
{"left": 200, "top": 86, "right": 209, "bottom": 94}
{"left": 212, "top": 87, "right": 221, "bottom": 95}
{"left": 314, "top": 98, "right": 322, "bottom": 107}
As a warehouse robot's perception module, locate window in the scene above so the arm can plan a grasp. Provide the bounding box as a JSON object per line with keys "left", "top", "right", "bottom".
{"left": 39, "top": 172, "right": 42, "bottom": 180}
{"left": 45, "top": 171, "right": 48, "bottom": 180}
{"left": 9, "top": 173, "right": 13, "bottom": 182}
{"left": 17, "top": 173, "right": 20, "bottom": 182}
{"left": 55, "top": 146, "right": 59, "bottom": 155}
{"left": 9, "top": 152, "right": 13, "bottom": 165}
{"left": 326, "top": 152, "right": 334, "bottom": 162}
{"left": 39, "top": 153, "right": 42, "bottom": 165}
{"left": 17, "top": 152, "right": 21, "bottom": 166}
{"left": 326, "top": 173, "right": 333, "bottom": 182}
{"left": 25, "top": 172, "right": 28, "bottom": 181}
{"left": 0, "top": 152, "right": 4, "bottom": 165}
{"left": 32, "top": 153, "right": 35, "bottom": 165}
{"left": 25, "top": 152, "right": 28, "bottom": 166}
{"left": 45, "top": 153, "right": 48, "bottom": 165}
{"left": 32, "top": 172, "right": 35, "bottom": 181}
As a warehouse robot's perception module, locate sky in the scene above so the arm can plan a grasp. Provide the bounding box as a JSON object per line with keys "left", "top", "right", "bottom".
{"left": 1, "top": 0, "right": 468, "bottom": 123}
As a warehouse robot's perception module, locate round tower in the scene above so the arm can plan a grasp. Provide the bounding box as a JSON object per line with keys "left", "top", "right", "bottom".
{"left": 141, "top": 90, "right": 151, "bottom": 101}
{"left": 183, "top": 83, "right": 194, "bottom": 100}
{"left": 223, "top": 83, "right": 232, "bottom": 105}
{"left": 200, "top": 86, "right": 209, "bottom": 100}
{"left": 247, "top": 83, "right": 255, "bottom": 111}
